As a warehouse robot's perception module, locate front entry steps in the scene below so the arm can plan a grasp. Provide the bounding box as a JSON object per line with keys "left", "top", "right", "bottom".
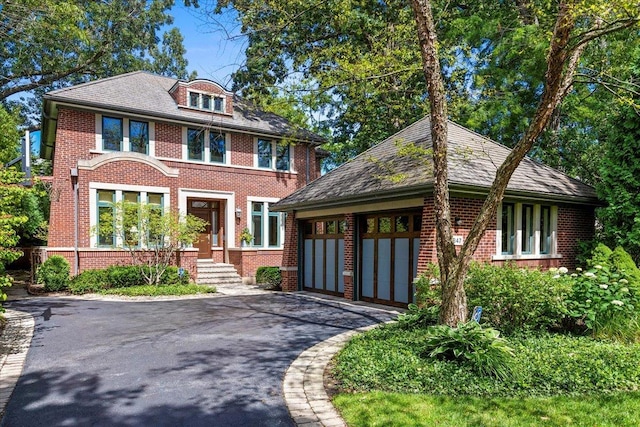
{"left": 196, "top": 260, "right": 243, "bottom": 286}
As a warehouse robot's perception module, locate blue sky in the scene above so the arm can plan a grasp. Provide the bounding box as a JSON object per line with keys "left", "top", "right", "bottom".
{"left": 171, "top": 3, "right": 246, "bottom": 89}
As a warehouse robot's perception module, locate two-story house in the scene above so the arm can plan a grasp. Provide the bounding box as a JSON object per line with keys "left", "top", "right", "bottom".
{"left": 39, "top": 71, "right": 324, "bottom": 282}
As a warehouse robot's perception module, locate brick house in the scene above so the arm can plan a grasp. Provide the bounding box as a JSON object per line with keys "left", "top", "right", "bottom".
{"left": 39, "top": 71, "right": 324, "bottom": 282}
{"left": 272, "top": 117, "right": 599, "bottom": 307}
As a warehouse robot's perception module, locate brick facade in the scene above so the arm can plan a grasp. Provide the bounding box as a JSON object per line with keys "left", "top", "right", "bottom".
{"left": 46, "top": 81, "right": 321, "bottom": 281}
{"left": 280, "top": 195, "right": 596, "bottom": 307}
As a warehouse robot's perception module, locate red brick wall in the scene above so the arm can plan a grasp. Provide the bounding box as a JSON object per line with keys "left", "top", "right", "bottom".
{"left": 557, "top": 205, "right": 596, "bottom": 269}
{"left": 48, "top": 106, "right": 317, "bottom": 279}
{"left": 343, "top": 214, "right": 355, "bottom": 300}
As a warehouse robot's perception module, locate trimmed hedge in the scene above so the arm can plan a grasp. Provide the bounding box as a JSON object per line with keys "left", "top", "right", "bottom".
{"left": 256, "top": 266, "right": 281, "bottom": 290}
{"left": 37, "top": 255, "right": 70, "bottom": 292}
{"left": 69, "top": 265, "right": 190, "bottom": 294}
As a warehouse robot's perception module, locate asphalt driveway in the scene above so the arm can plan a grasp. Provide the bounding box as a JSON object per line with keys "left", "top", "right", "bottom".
{"left": 0, "top": 293, "right": 395, "bottom": 426}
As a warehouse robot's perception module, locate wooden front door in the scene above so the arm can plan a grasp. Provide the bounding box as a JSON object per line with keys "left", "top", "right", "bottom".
{"left": 188, "top": 199, "right": 224, "bottom": 260}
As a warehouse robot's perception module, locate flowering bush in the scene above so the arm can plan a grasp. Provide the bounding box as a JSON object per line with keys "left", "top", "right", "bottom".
{"left": 566, "top": 264, "right": 640, "bottom": 341}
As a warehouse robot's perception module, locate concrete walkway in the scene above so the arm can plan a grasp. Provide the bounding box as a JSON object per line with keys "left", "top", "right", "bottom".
{"left": 0, "top": 278, "right": 399, "bottom": 426}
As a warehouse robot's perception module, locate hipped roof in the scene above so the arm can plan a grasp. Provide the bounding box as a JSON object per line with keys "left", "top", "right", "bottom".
{"left": 273, "top": 117, "right": 599, "bottom": 211}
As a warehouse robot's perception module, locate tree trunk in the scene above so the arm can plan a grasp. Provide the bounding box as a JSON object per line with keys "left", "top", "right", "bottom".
{"left": 410, "top": 1, "right": 586, "bottom": 326}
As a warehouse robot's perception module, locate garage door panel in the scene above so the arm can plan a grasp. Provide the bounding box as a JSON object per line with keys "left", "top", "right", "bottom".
{"left": 326, "top": 239, "right": 336, "bottom": 292}
{"left": 377, "top": 238, "right": 391, "bottom": 301}
{"left": 304, "top": 239, "right": 313, "bottom": 287}
{"left": 361, "top": 239, "right": 374, "bottom": 298}
{"left": 338, "top": 240, "right": 345, "bottom": 293}
{"left": 314, "top": 240, "right": 324, "bottom": 289}
{"left": 394, "top": 238, "right": 410, "bottom": 303}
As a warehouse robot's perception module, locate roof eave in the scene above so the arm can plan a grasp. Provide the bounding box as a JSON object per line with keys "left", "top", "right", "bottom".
{"left": 45, "top": 96, "right": 326, "bottom": 145}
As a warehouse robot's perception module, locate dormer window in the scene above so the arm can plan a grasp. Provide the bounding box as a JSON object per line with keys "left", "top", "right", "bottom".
{"left": 188, "top": 91, "right": 225, "bottom": 113}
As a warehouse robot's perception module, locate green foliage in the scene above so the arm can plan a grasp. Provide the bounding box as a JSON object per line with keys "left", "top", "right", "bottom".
{"left": 396, "top": 303, "right": 439, "bottom": 330}
{"left": 255, "top": 266, "right": 281, "bottom": 289}
{"left": 96, "top": 201, "right": 206, "bottom": 285}
{"left": 567, "top": 265, "right": 640, "bottom": 341}
{"left": 610, "top": 246, "right": 640, "bottom": 285}
{"left": 587, "top": 243, "right": 614, "bottom": 269}
{"left": 464, "top": 263, "right": 572, "bottom": 333}
{"left": 37, "top": 255, "right": 70, "bottom": 292}
{"left": 413, "top": 263, "right": 441, "bottom": 308}
{"left": 596, "top": 96, "right": 640, "bottom": 264}
{"left": 0, "top": 0, "right": 194, "bottom": 105}
{"left": 69, "top": 265, "right": 190, "bottom": 294}
{"left": 105, "top": 265, "right": 143, "bottom": 288}
{"left": 0, "top": 105, "right": 20, "bottom": 164}
{"left": 335, "top": 327, "right": 640, "bottom": 397}
{"left": 422, "top": 322, "right": 514, "bottom": 380}
{"left": 100, "top": 283, "right": 215, "bottom": 297}
{"left": 69, "top": 269, "right": 109, "bottom": 294}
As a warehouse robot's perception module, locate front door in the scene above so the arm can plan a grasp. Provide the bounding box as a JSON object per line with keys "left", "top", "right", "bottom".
{"left": 188, "top": 199, "right": 224, "bottom": 260}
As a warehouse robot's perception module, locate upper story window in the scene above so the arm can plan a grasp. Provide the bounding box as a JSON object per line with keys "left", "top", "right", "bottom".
{"left": 249, "top": 199, "right": 284, "bottom": 248}
{"left": 256, "top": 138, "right": 292, "bottom": 172}
{"left": 183, "top": 128, "right": 229, "bottom": 164}
{"left": 496, "top": 202, "right": 557, "bottom": 258}
{"left": 96, "top": 115, "right": 154, "bottom": 155}
{"left": 129, "top": 120, "right": 149, "bottom": 154}
{"left": 102, "top": 117, "right": 123, "bottom": 151}
{"left": 188, "top": 91, "right": 225, "bottom": 113}
{"left": 187, "top": 128, "right": 205, "bottom": 161}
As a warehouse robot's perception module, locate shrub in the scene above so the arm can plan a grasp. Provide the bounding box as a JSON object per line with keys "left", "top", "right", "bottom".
{"left": 106, "top": 265, "right": 143, "bottom": 288}
{"left": 586, "top": 243, "right": 613, "bottom": 269}
{"left": 396, "top": 303, "right": 439, "bottom": 329}
{"left": 566, "top": 264, "right": 640, "bottom": 341}
{"left": 159, "top": 266, "right": 190, "bottom": 285}
{"left": 610, "top": 246, "right": 640, "bottom": 287}
{"left": 68, "top": 269, "right": 109, "bottom": 294}
{"left": 37, "top": 255, "right": 70, "bottom": 292}
{"left": 414, "top": 263, "right": 441, "bottom": 308}
{"left": 256, "top": 266, "right": 281, "bottom": 290}
{"left": 422, "top": 321, "right": 515, "bottom": 380}
{"left": 464, "top": 263, "right": 572, "bottom": 333}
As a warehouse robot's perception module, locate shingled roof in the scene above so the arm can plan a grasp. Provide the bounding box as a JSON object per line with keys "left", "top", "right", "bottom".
{"left": 273, "top": 117, "right": 599, "bottom": 211}
{"left": 41, "top": 71, "right": 324, "bottom": 158}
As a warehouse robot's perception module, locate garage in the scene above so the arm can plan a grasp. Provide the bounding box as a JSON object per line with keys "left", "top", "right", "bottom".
{"left": 359, "top": 212, "right": 421, "bottom": 307}
{"left": 301, "top": 218, "right": 345, "bottom": 296}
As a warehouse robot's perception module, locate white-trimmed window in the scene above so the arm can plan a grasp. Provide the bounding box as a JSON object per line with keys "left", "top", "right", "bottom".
{"left": 255, "top": 139, "right": 293, "bottom": 172}
{"left": 496, "top": 202, "right": 558, "bottom": 258}
{"left": 90, "top": 183, "right": 170, "bottom": 248}
{"left": 95, "top": 114, "right": 155, "bottom": 155}
{"left": 183, "top": 128, "right": 229, "bottom": 164}
{"left": 187, "top": 90, "right": 225, "bottom": 113}
{"left": 248, "top": 198, "right": 284, "bottom": 248}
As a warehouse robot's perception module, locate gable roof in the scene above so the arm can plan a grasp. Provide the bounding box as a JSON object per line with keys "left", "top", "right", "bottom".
{"left": 41, "top": 71, "right": 324, "bottom": 158}
{"left": 273, "top": 116, "right": 599, "bottom": 211}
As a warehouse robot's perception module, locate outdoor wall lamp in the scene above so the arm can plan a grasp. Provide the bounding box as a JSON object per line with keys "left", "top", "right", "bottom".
{"left": 454, "top": 216, "right": 463, "bottom": 227}
{"left": 235, "top": 207, "right": 242, "bottom": 218}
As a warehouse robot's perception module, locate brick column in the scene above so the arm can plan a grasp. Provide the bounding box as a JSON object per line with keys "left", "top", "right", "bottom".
{"left": 417, "top": 196, "right": 438, "bottom": 274}
{"left": 280, "top": 211, "right": 299, "bottom": 292}
{"left": 343, "top": 213, "right": 355, "bottom": 301}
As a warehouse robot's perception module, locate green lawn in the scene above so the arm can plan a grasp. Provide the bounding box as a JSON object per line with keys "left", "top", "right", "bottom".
{"left": 332, "top": 325, "right": 640, "bottom": 426}
{"left": 334, "top": 391, "right": 640, "bottom": 427}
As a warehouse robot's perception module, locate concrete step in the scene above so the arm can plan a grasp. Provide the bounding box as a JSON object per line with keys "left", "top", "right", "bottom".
{"left": 196, "top": 261, "right": 242, "bottom": 286}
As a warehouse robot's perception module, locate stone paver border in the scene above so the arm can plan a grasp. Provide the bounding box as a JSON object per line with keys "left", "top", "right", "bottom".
{"left": 0, "top": 309, "right": 35, "bottom": 419}
{"left": 283, "top": 316, "right": 396, "bottom": 427}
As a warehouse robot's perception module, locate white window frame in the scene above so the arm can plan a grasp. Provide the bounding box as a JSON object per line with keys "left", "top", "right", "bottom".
{"left": 89, "top": 182, "right": 170, "bottom": 248}
{"left": 178, "top": 189, "right": 236, "bottom": 250}
{"left": 187, "top": 90, "right": 225, "bottom": 113}
{"left": 95, "top": 114, "right": 155, "bottom": 156}
{"left": 181, "top": 127, "right": 231, "bottom": 165}
{"left": 247, "top": 197, "right": 284, "bottom": 249}
{"left": 494, "top": 202, "right": 559, "bottom": 260}
{"left": 253, "top": 138, "right": 295, "bottom": 172}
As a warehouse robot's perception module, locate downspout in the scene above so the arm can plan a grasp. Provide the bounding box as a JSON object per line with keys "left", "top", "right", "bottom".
{"left": 70, "top": 167, "right": 79, "bottom": 275}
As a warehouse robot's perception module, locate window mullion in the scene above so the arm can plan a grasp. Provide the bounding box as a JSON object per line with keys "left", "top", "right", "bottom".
{"left": 515, "top": 203, "right": 522, "bottom": 256}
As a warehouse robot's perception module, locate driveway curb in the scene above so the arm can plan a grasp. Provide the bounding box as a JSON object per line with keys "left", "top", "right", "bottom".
{"left": 0, "top": 309, "right": 35, "bottom": 419}
{"left": 283, "top": 322, "right": 387, "bottom": 427}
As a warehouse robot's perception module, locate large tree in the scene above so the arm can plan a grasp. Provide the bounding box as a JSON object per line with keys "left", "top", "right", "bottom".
{"left": 202, "top": 1, "right": 639, "bottom": 174}
{"left": 411, "top": 0, "right": 639, "bottom": 325}
{"left": 1, "top": 0, "right": 196, "bottom": 126}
